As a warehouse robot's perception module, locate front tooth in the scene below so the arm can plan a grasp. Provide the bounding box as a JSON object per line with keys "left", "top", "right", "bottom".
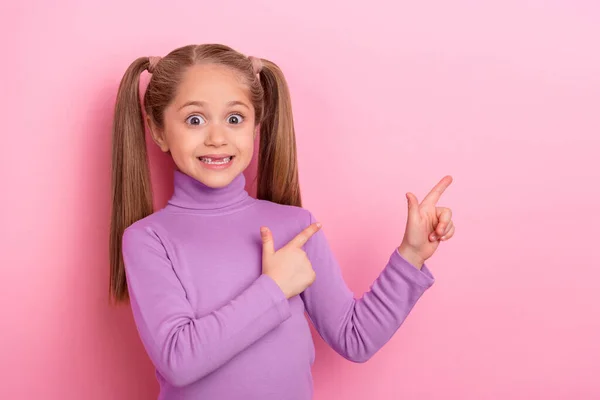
{"left": 201, "top": 156, "right": 231, "bottom": 164}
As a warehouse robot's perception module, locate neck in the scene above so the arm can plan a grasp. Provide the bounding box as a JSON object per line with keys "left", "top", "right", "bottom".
{"left": 167, "top": 170, "right": 255, "bottom": 213}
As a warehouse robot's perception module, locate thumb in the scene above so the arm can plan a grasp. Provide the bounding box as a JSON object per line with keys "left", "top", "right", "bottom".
{"left": 406, "top": 192, "right": 419, "bottom": 217}
{"left": 260, "top": 226, "right": 274, "bottom": 256}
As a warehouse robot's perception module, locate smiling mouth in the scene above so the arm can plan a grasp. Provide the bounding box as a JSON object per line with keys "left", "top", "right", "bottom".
{"left": 198, "top": 156, "right": 235, "bottom": 165}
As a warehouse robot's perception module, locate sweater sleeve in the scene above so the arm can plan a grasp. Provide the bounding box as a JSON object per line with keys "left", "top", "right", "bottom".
{"left": 300, "top": 211, "right": 435, "bottom": 363}
{"left": 122, "top": 225, "right": 291, "bottom": 387}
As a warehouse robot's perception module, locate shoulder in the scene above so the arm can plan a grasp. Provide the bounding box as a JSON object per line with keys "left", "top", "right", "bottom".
{"left": 253, "top": 199, "right": 320, "bottom": 248}
{"left": 122, "top": 209, "right": 171, "bottom": 250}
{"left": 254, "top": 198, "right": 316, "bottom": 225}
{"left": 256, "top": 201, "right": 326, "bottom": 256}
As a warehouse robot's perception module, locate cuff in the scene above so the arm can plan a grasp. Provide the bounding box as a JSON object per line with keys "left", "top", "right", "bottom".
{"left": 257, "top": 274, "right": 292, "bottom": 321}
{"left": 389, "top": 248, "right": 435, "bottom": 289}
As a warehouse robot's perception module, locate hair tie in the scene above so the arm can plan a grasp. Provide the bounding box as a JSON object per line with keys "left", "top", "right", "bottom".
{"left": 248, "top": 56, "right": 263, "bottom": 76}
{"left": 148, "top": 56, "right": 162, "bottom": 73}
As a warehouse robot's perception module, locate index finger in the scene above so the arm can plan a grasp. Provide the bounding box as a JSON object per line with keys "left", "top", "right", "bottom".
{"left": 421, "top": 175, "right": 453, "bottom": 206}
{"left": 287, "top": 222, "right": 322, "bottom": 249}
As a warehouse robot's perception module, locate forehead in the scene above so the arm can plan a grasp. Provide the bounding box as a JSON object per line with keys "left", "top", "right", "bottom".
{"left": 173, "top": 63, "right": 250, "bottom": 106}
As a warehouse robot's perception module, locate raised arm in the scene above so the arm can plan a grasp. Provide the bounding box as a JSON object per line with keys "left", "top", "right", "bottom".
{"left": 300, "top": 211, "right": 435, "bottom": 363}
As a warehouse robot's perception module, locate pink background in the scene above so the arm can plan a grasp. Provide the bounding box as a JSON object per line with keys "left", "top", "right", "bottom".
{"left": 2, "top": 0, "right": 599, "bottom": 398}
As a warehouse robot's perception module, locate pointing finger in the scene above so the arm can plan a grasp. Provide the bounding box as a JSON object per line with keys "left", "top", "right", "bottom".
{"left": 288, "top": 222, "right": 322, "bottom": 249}
{"left": 422, "top": 175, "right": 453, "bottom": 206}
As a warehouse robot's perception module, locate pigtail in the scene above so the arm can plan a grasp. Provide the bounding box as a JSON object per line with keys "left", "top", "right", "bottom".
{"left": 256, "top": 59, "right": 302, "bottom": 207}
{"left": 109, "top": 57, "right": 154, "bottom": 302}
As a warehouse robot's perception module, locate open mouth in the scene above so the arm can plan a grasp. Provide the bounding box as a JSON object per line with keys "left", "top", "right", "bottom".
{"left": 198, "top": 156, "right": 235, "bottom": 165}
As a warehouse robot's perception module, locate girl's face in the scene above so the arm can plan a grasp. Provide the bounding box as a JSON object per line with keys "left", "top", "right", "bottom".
{"left": 149, "top": 63, "right": 257, "bottom": 188}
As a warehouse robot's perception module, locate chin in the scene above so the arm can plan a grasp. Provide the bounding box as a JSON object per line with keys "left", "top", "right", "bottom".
{"left": 201, "top": 175, "right": 235, "bottom": 188}
{"left": 195, "top": 168, "right": 241, "bottom": 188}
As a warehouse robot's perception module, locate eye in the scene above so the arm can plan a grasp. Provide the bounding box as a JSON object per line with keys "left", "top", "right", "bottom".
{"left": 227, "top": 113, "right": 244, "bottom": 125}
{"left": 185, "top": 115, "right": 206, "bottom": 126}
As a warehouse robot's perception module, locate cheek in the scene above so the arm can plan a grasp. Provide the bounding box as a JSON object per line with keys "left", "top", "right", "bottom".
{"left": 235, "top": 131, "right": 256, "bottom": 158}
{"left": 166, "top": 128, "right": 196, "bottom": 152}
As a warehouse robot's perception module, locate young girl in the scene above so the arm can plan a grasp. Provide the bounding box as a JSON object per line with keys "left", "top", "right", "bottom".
{"left": 109, "top": 43, "right": 454, "bottom": 400}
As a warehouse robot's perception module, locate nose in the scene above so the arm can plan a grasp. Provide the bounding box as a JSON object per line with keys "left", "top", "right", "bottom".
{"left": 204, "top": 123, "right": 227, "bottom": 147}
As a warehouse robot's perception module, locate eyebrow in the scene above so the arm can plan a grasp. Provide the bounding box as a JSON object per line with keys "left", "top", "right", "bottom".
{"left": 178, "top": 100, "right": 250, "bottom": 111}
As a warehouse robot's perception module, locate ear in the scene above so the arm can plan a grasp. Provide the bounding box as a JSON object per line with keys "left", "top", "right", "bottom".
{"left": 147, "top": 116, "right": 169, "bottom": 152}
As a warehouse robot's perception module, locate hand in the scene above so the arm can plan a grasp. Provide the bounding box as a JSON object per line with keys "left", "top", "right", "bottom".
{"left": 261, "top": 222, "right": 322, "bottom": 299}
{"left": 398, "top": 176, "right": 455, "bottom": 268}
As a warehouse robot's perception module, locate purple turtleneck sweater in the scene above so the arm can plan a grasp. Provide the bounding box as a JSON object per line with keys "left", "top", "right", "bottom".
{"left": 122, "top": 170, "right": 435, "bottom": 400}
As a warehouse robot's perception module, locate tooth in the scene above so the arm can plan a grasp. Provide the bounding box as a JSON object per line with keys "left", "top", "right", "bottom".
{"left": 200, "top": 156, "right": 231, "bottom": 164}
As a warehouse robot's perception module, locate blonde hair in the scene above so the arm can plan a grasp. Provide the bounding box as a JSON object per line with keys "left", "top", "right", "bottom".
{"left": 109, "top": 44, "right": 302, "bottom": 302}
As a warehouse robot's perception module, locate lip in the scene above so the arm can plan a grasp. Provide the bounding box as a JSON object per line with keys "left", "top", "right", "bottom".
{"left": 198, "top": 154, "right": 234, "bottom": 159}
{"left": 197, "top": 154, "right": 235, "bottom": 171}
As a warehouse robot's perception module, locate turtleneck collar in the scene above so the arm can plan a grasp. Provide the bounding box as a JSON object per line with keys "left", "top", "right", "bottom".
{"left": 166, "top": 170, "right": 256, "bottom": 214}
